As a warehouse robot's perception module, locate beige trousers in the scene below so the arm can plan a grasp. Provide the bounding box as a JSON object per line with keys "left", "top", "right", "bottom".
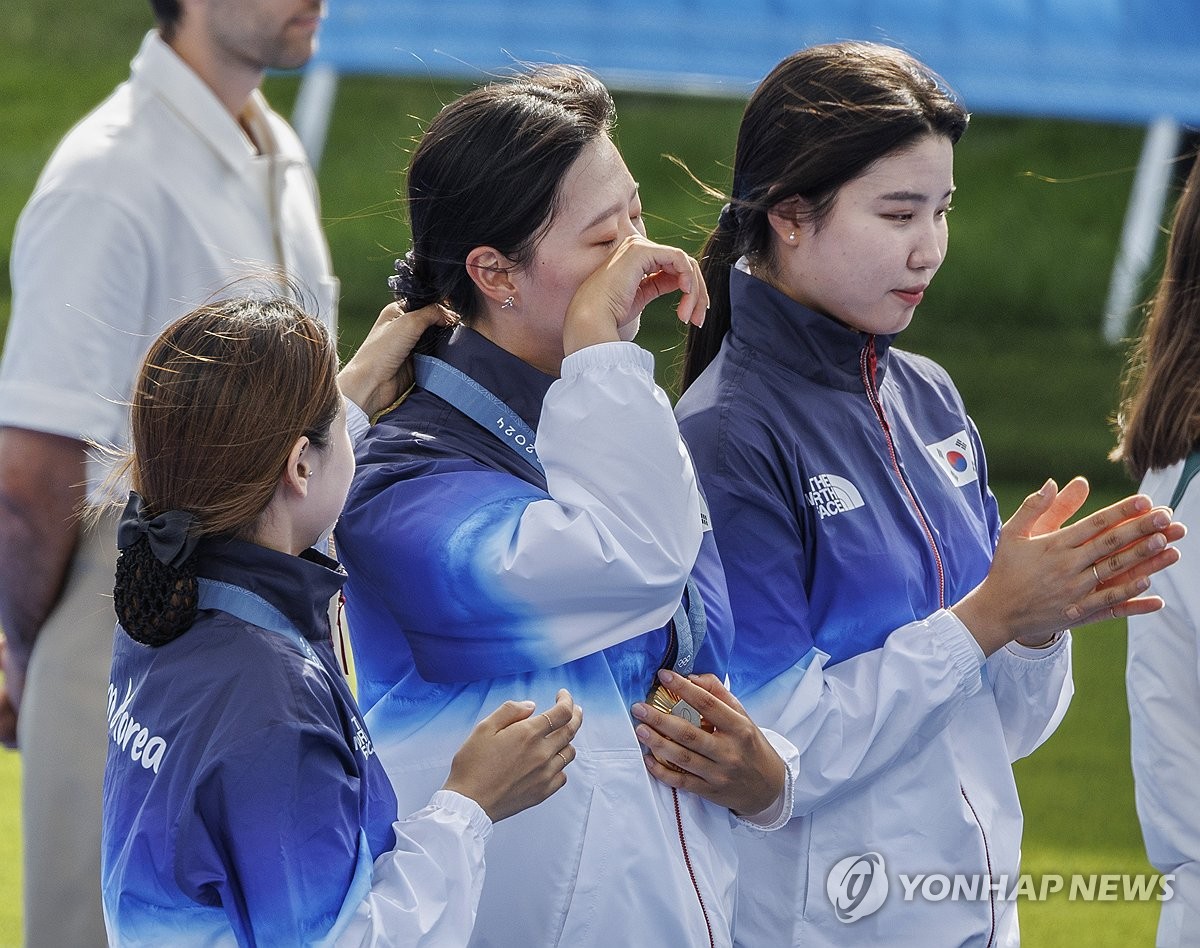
{"left": 18, "top": 510, "right": 118, "bottom": 947}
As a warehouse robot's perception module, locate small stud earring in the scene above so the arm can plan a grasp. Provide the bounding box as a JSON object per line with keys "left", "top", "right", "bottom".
{"left": 501, "top": 296, "right": 515, "bottom": 310}
{"left": 788, "top": 231, "right": 796, "bottom": 242}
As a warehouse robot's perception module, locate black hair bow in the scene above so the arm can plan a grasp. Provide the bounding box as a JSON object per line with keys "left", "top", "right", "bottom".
{"left": 116, "top": 491, "right": 198, "bottom": 569}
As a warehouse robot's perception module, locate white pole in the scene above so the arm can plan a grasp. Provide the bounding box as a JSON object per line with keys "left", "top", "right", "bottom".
{"left": 1103, "top": 116, "right": 1182, "bottom": 345}
{"left": 292, "top": 63, "right": 341, "bottom": 172}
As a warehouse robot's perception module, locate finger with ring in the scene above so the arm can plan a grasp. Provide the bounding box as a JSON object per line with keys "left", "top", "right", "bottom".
{"left": 541, "top": 712, "right": 555, "bottom": 734}
{"left": 1091, "top": 563, "right": 1102, "bottom": 586}
{"left": 556, "top": 750, "right": 568, "bottom": 765}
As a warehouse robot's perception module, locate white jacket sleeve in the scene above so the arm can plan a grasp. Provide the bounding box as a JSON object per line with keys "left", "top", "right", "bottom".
{"left": 345, "top": 395, "right": 370, "bottom": 447}
{"left": 521, "top": 341, "right": 706, "bottom": 642}
{"left": 744, "top": 610, "right": 986, "bottom": 816}
{"left": 1128, "top": 463, "right": 1200, "bottom": 946}
{"left": 331, "top": 790, "right": 493, "bottom": 947}
{"left": 339, "top": 341, "right": 705, "bottom": 681}
{"left": 985, "top": 633, "right": 1073, "bottom": 762}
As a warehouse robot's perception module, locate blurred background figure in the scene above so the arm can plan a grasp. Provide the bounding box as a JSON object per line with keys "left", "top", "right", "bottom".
{"left": 0, "top": 1, "right": 336, "bottom": 942}
{"left": 1113, "top": 150, "right": 1200, "bottom": 948}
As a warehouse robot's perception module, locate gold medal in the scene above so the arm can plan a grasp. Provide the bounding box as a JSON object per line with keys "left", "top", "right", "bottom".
{"left": 644, "top": 682, "right": 715, "bottom": 773}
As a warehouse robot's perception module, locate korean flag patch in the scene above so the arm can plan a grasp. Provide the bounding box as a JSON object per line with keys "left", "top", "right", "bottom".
{"left": 925, "top": 429, "right": 979, "bottom": 488}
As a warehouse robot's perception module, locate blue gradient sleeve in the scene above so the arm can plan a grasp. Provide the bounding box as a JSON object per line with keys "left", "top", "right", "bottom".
{"left": 174, "top": 724, "right": 381, "bottom": 946}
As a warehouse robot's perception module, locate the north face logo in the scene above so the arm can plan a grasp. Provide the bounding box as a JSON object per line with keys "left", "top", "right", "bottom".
{"left": 805, "top": 474, "right": 866, "bottom": 519}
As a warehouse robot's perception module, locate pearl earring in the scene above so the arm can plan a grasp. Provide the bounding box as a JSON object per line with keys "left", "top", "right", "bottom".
{"left": 501, "top": 296, "right": 515, "bottom": 309}
{"left": 788, "top": 231, "right": 796, "bottom": 242}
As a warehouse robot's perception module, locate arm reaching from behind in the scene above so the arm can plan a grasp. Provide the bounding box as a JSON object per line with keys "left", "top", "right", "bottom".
{"left": 444, "top": 688, "right": 583, "bottom": 822}
{"left": 333, "top": 691, "right": 582, "bottom": 946}
{"left": 337, "top": 303, "right": 454, "bottom": 419}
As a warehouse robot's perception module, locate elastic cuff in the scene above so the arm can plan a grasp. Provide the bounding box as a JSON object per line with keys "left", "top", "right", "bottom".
{"left": 344, "top": 395, "right": 370, "bottom": 447}
{"left": 560, "top": 341, "right": 654, "bottom": 379}
{"left": 429, "top": 788, "right": 493, "bottom": 842}
{"left": 1004, "top": 629, "right": 1071, "bottom": 661}
{"left": 929, "top": 609, "right": 986, "bottom": 696}
{"left": 734, "top": 728, "right": 797, "bottom": 832}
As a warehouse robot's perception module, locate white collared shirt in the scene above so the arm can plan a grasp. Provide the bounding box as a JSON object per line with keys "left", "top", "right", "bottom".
{"left": 0, "top": 31, "right": 338, "bottom": 501}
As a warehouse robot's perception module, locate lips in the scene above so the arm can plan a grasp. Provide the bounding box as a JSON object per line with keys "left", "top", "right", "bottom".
{"left": 893, "top": 286, "right": 926, "bottom": 306}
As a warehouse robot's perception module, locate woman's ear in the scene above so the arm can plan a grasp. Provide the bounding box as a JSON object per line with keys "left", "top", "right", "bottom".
{"left": 766, "top": 196, "right": 809, "bottom": 246}
{"left": 465, "top": 246, "right": 519, "bottom": 310}
{"left": 281, "top": 436, "right": 311, "bottom": 497}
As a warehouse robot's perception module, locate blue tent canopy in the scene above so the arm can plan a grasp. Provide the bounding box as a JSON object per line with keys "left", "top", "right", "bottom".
{"left": 308, "top": 0, "right": 1200, "bottom": 124}
{"left": 295, "top": 0, "right": 1200, "bottom": 341}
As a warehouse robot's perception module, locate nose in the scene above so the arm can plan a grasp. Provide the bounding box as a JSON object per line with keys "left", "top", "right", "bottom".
{"left": 909, "top": 219, "right": 946, "bottom": 272}
{"left": 621, "top": 212, "right": 647, "bottom": 240}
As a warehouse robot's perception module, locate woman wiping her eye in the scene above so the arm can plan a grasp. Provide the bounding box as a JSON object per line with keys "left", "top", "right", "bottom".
{"left": 335, "top": 66, "right": 799, "bottom": 948}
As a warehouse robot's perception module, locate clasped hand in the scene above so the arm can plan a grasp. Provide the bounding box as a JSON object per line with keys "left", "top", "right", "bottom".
{"left": 953, "top": 476, "right": 1186, "bottom": 655}
{"left": 631, "top": 669, "right": 786, "bottom": 817}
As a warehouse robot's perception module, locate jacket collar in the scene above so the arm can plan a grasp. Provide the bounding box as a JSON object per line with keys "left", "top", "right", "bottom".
{"left": 434, "top": 324, "right": 557, "bottom": 432}
{"left": 130, "top": 30, "right": 305, "bottom": 175}
{"left": 194, "top": 537, "right": 345, "bottom": 644}
{"left": 728, "top": 261, "right": 897, "bottom": 393}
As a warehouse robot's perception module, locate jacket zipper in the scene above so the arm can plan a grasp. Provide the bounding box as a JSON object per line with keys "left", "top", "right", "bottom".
{"left": 863, "top": 341, "right": 994, "bottom": 938}
{"left": 651, "top": 620, "right": 715, "bottom": 947}
{"left": 960, "top": 784, "right": 997, "bottom": 946}
{"left": 859, "top": 337, "right": 946, "bottom": 608}
{"left": 673, "top": 789, "right": 715, "bottom": 948}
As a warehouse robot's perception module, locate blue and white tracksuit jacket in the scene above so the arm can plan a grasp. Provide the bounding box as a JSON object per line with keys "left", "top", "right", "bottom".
{"left": 101, "top": 538, "right": 494, "bottom": 947}
{"left": 675, "top": 265, "right": 1073, "bottom": 947}
{"left": 337, "top": 327, "right": 798, "bottom": 948}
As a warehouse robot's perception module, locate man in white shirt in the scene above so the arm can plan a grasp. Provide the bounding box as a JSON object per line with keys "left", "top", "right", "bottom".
{"left": 0, "top": 2, "right": 340, "bottom": 942}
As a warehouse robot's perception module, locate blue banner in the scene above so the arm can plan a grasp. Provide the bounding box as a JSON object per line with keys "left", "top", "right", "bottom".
{"left": 310, "top": 0, "right": 1200, "bottom": 124}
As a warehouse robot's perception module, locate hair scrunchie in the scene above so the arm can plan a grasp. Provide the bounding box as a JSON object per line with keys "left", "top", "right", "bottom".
{"left": 388, "top": 250, "right": 426, "bottom": 305}
{"left": 117, "top": 491, "right": 198, "bottom": 569}
{"left": 717, "top": 202, "right": 739, "bottom": 234}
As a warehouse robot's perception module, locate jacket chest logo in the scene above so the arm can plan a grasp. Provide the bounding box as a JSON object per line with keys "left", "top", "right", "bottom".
{"left": 804, "top": 474, "right": 866, "bottom": 519}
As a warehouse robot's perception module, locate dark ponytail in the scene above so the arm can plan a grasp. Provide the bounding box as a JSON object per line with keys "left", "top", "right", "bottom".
{"left": 682, "top": 205, "right": 745, "bottom": 390}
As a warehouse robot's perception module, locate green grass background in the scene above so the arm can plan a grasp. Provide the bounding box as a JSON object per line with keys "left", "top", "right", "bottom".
{"left": 0, "top": 2, "right": 1182, "bottom": 944}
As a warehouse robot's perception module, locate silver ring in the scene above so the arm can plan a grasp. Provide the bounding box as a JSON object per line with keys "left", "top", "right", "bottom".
{"left": 1092, "top": 563, "right": 1102, "bottom": 586}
